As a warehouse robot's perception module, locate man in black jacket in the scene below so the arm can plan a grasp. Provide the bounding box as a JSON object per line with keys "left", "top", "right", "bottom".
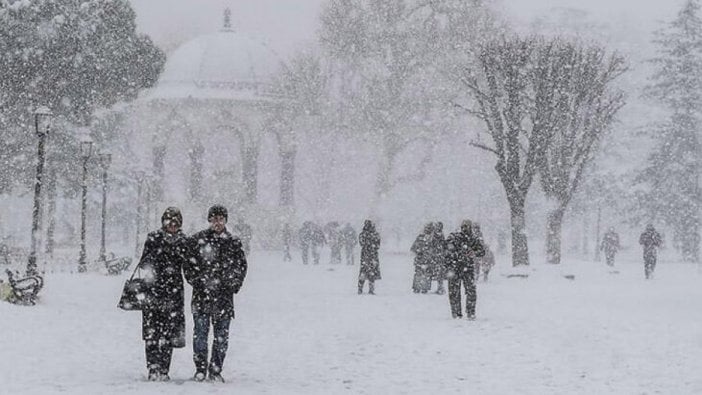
{"left": 446, "top": 219, "right": 485, "bottom": 320}
{"left": 184, "top": 205, "right": 247, "bottom": 382}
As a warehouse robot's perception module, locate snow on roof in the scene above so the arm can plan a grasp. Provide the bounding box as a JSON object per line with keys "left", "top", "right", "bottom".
{"left": 144, "top": 28, "right": 283, "bottom": 102}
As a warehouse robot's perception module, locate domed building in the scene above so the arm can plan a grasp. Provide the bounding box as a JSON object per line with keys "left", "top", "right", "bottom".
{"left": 125, "top": 9, "right": 296, "bottom": 235}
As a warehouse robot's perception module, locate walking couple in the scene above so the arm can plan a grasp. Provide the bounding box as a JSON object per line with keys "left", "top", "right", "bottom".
{"left": 135, "top": 204, "right": 247, "bottom": 382}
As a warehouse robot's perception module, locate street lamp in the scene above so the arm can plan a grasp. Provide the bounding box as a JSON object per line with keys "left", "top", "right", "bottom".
{"left": 77, "top": 134, "right": 93, "bottom": 273}
{"left": 134, "top": 170, "right": 144, "bottom": 259}
{"left": 27, "top": 106, "right": 53, "bottom": 276}
{"left": 98, "top": 151, "right": 111, "bottom": 263}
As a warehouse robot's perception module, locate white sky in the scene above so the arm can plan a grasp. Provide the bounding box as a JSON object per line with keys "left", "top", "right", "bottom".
{"left": 129, "top": 0, "right": 684, "bottom": 57}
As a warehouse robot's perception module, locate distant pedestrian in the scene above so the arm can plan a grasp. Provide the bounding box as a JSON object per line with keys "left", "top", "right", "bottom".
{"left": 411, "top": 223, "right": 433, "bottom": 293}
{"left": 299, "top": 221, "right": 325, "bottom": 265}
{"left": 600, "top": 227, "right": 621, "bottom": 266}
{"left": 473, "top": 223, "right": 495, "bottom": 282}
{"left": 358, "top": 220, "right": 381, "bottom": 294}
{"left": 429, "top": 222, "right": 447, "bottom": 294}
{"left": 446, "top": 220, "right": 485, "bottom": 320}
{"left": 639, "top": 224, "right": 662, "bottom": 280}
{"left": 340, "top": 223, "right": 357, "bottom": 265}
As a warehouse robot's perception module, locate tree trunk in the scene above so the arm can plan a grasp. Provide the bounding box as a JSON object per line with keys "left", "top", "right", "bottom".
{"left": 681, "top": 215, "right": 700, "bottom": 263}
{"left": 188, "top": 142, "right": 204, "bottom": 202}
{"left": 152, "top": 145, "right": 166, "bottom": 202}
{"left": 279, "top": 149, "right": 296, "bottom": 207}
{"left": 546, "top": 207, "right": 566, "bottom": 264}
{"left": 509, "top": 198, "right": 529, "bottom": 266}
{"left": 242, "top": 143, "right": 259, "bottom": 205}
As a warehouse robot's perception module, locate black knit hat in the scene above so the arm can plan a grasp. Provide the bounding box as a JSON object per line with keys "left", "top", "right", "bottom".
{"left": 161, "top": 207, "right": 182, "bottom": 228}
{"left": 207, "top": 204, "right": 228, "bottom": 221}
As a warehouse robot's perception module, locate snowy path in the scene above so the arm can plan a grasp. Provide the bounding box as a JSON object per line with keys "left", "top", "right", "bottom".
{"left": 2, "top": 251, "right": 702, "bottom": 394}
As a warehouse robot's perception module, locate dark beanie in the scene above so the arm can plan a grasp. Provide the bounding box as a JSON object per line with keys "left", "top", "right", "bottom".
{"left": 161, "top": 207, "right": 182, "bottom": 228}
{"left": 208, "top": 204, "right": 228, "bottom": 221}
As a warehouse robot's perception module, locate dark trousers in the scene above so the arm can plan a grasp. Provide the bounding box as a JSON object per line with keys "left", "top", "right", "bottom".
{"left": 605, "top": 251, "right": 616, "bottom": 266}
{"left": 193, "top": 313, "right": 231, "bottom": 374}
{"left": 448, "top": 268, "right": 477, "bottom": 318}
{"left": 145, "top": 340, "right": 173, "bottom": 374}
{"left": 358, "top": 277, "right": 375, "bottom": 294}
{"left": 345, "top": 246, "right": 354, "bottom": 265}
{"left": 644, "top": 255, "right": 656, "bottom": 279}
{"left": 301, "top": 244, "right": 321, "bottom": 265}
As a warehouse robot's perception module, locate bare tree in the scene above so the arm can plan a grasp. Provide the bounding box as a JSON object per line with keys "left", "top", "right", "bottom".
{"left": 538, "top": 40, "right": 626, "bottom": 265}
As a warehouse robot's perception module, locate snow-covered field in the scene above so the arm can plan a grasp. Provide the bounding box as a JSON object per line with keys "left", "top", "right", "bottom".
{"left": 2, "top": 249, "right": 702, "bottom": 394}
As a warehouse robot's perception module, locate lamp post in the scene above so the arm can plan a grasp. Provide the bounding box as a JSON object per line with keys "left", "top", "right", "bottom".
{"left": 27, "top": 106, "right": 53, "bottom": 276}
{"left": 98, "top": 151, "right": 111, "bottom": 263}
{"left": 77, "top": 135, "right": 93, "bottom": 273}
{"left": 134, "top": 170, "right": 144, "bottom": 259}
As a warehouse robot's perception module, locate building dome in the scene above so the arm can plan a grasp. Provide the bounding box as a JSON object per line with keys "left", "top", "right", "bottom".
{"left": 147, "top": 10, "right": 282, "bottom": 101}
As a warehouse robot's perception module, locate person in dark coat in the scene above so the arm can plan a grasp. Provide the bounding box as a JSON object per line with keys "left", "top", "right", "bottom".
{"left": 411, "top": 223, "right": 433, "bottom": 293}
{"left": 600, "top": 227, "right": 621, "bottom": 266}
{"left": 472, "top": 223, "right": 495, "bottom": 282}
{"left": 282, "top": 222, "right": 293, "bottom": 262}
{"left": 299, "top": 221, "right": 325, "bottom": 265}
{"left": 184, "top": 205, "right": 247, "bottom": 382}
{"left": 232, "top": 218, "right": 253, "bottom": 256}
{"left": 639, "top": 224, "right": 662, "bottom": 279}
{"left": 138, "top": 207, "right": 189, "bottom": 381}
{"left": 429, "top": 221, "right": 448, "bottom": 294}
{"left": 446, "top": 219, "right": 485, "bottom": 320}
{"left": 341, "top": 223, "right": 357, "bottom": 265}
{"left": 358, "top": 220, "right": 381, "bottom": 294}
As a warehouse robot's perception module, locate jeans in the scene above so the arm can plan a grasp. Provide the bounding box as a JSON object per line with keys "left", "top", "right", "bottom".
{"left": 448, "top": 267, "right": 477, "bottom": 318}
{"left": 193, "top": 313, "right": 231, "bottom": 374}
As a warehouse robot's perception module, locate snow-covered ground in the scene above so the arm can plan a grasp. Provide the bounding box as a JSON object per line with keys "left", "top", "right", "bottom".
{"left": 2, "top": 249, "right": 702, "bottom": 394}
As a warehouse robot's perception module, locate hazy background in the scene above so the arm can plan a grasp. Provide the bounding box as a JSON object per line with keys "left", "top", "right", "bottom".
{"left": 129, "top": 0, "right": 682, "bottom": 56}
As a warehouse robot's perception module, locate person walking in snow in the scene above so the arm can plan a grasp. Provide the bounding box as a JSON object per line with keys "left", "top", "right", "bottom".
{"left": 473, "top": 223, "right": 495, "bottom": 282}
{"left": 358, "top": 220, "right": 381, "bottom": 294}
{"left": 137, "top": 207, "right": 189, "bottom": 381}
{"left": 446, "top": 220, "right": 485, "bottom": 320}
{"left": 600, "top": 227, "right": 621, "bottom": 267}
{"left": 429, "top": 221, "right": 448, "bottom": 294}
{"left": 299, "top": 221, "right": 325, "bottom": 265}
{"left": 639, "top": 224, "right": 662, "bottom": 280}
{"left": 341, "top": 223, "right": 358, "bottom": 265}
{"left": 184, "top": 205, "right": 248, "bottom": 382}
{"left": 411, "top": 223, "right": 433, "bottom": 293}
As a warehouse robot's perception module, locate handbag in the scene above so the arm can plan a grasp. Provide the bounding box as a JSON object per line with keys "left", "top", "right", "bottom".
{"left": 117, "top": 265, "right": 153, "bottom": 311}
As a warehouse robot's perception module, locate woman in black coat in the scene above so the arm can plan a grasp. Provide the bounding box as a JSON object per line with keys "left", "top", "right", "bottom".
{"left": 138, "top": 207, "right": 189, "bottom": 381}
{"left": 358, "top": 220, "right": 381, "bottom": 294}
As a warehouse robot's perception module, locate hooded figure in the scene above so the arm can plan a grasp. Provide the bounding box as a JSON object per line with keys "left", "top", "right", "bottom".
{"left": 138, "top": 206, "right": 189, "bottom": 381}
{"left": 358, "top": 220, "right": 381, "bottom": 294}
{"left": 600, "top": 227, "right": 621, "bottom": 267}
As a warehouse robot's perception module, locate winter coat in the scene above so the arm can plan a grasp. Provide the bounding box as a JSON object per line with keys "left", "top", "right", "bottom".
{"left": 429, "top": 229, "right": 448, "bottom": 280}
{"left": 359, "top": 225, "right": 381, "bottom": 281}
{"left": 639, "top": 227, "right": 662, "bottom": 260}
{"left": 341, "top": 224, "right": 358, "bottom": 249}
{"left": 446, "top": 230, "right": 485, "bottom": 280}
{"left": 299, "top": 222, "right": 325, "bottom": 247}
{"left": 138, "top": 229, "right": 189, "bottom": 348}
{"left": 601, "top": 231, "right": 620, "bottom": 256}
{"left": 184, "top": 228, "right": 247, "bottom": 320}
